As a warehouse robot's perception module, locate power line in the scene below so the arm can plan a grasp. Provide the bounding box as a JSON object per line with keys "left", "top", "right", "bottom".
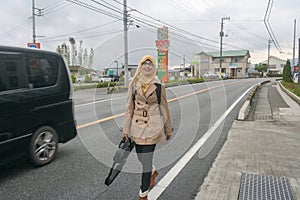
{"left": 112, "top": 0, "right": 221, "bottom": 44}
{"left": 67, "top": 0, "right": 241, "bottom": 51}
{"left": 66, "top": 0, "right": 122, "bottom": 20}
{"left": 43, "top": 2, "right": 72, "bottom": 15}
{"left": 40, "top": 19, "right": 121, "bottom": 41}
{"left": 91, "top": 0, "right": 123, "bottom": 14}
{"left": 0, "top": 18, "right": 32, "bottom": 39}
{"left": 41, "top": 29, "right": 126, "bottom": 42}
{"left": 263, "top": 0, "right": 282, "bottom": 53}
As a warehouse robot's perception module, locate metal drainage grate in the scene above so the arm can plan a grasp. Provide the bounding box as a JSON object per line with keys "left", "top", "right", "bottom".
{"left": 238, "top": 173, "right": 295, "bottom": 200}
{"left": 255, "top": 115, "right": 273, "bottom": 121}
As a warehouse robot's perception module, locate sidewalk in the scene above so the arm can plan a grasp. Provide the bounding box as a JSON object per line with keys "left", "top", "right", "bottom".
{"left": 195, "top": 80, "right": 300, "bottom": 199}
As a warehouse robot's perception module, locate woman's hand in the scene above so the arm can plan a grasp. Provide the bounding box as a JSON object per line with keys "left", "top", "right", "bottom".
{"left": 166, "top": 135, "right": 171, "bottom": 141}
{"left": 122, "top": 133, "right": 129, "bottom": 141}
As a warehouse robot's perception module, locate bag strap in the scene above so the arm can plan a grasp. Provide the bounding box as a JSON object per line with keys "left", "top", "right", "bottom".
{"left": 154, "top": 83, "right": 161, "bottom": 105}
{"left": 132, "top": 83, "right": 161, "bottom": 105}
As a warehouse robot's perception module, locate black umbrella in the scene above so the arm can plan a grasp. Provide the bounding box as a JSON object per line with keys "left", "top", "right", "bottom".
{"left": 105, "top": 137, "right": 135, "bottom": 186}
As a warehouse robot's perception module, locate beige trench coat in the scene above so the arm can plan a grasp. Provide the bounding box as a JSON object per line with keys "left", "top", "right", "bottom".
{"left": 122, "top": 78, "right": 172, "bottom": 145}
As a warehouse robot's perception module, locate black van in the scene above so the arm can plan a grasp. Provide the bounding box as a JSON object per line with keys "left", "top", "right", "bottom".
{"left": 0, "top": 46, "right": 77, "bottom": 166}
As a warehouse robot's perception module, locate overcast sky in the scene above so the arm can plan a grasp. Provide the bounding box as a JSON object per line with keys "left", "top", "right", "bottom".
{"left": 0, "top": 0, "right": 299, "bottom": 70}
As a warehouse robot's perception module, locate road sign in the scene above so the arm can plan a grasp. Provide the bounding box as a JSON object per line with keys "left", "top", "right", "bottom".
{"left": 27, "top": 42, "right": 41, "bottom": 49}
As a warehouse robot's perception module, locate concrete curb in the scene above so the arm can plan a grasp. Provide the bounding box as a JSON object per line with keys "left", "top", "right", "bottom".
{"left": 279, "top": 82, "right": 300, "bottom": 105}
{"left": 237, "top": 84, "right": 258, "bottom": 120}
{"left": 237, "top": 80, "right": 270, "bottom": 120}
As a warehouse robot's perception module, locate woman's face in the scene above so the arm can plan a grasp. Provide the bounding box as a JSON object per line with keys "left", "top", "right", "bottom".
{"left": 141, "top": 60, "right": 154, "bottom": 76}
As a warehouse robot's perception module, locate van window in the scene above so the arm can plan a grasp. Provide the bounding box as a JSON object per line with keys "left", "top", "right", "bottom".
{"left": 0, "top": 52, "right": 27, "bottom": 91}
{"left": 26, "top": 53, "right": 59, "bottom": 88}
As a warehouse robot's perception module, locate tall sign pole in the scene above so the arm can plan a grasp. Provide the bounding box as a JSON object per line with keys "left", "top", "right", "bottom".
{"left": 123, "top": 0, "right": 129, "bottom": 87}
{"left": 156, "top": 26, "right": 169, "bottom": 83}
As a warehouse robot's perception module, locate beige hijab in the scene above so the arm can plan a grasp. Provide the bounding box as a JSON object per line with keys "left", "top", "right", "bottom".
{"left": 130, "top": 55, "right": 156, "bottom": 93}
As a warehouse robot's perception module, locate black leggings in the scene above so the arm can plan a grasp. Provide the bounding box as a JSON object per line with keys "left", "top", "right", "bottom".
{"left": 135, "top": 144, "right": 156, "bottom": 192}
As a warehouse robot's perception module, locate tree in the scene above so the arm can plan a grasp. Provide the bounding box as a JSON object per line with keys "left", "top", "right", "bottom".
{"left": 255, "top": 64, "right": 267, "bottom": 73}
{"left": 69, "top": 37, "right": 76, "bottom": 66}
{"left": 283, "top": 60, "right": 293, "bottom": 82}
{"left": 56, "top": 43, "right": 70, "bottom": 66}
{"left": 56, "top": 39, "right": 95, "bottom": 72}
{"left": 78, "top": 40, "right": 83, "bottom": 67}
{"left": 88, "top": 48, "right": 94, "bottom": 69}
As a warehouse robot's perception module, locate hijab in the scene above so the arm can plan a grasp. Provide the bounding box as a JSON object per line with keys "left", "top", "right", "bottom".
{"left": 130, "top": 55, "right": 156, "bottom": 94}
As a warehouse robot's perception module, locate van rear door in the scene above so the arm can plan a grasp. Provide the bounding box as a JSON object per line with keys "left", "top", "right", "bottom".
{"left": 0, "top": 51, "right": 30, "bottom": 160}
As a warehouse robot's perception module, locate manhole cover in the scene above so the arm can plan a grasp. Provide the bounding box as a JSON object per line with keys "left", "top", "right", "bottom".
{"left": 238, "top": 173, "right": 295, "bottom": 200}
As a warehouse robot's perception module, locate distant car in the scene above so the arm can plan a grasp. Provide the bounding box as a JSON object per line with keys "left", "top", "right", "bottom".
{"left": 99, "top": 75, "right": 112, "bottom": 82}
{"left": 221, "top": 73, "right": 229, "bottom": 79}
{"left": 294, "top": 73, "right": 299, "bottom": 83}
{"left": 76, "top": 75, "right": 85, "bottom": 83}
{"left": 91, "top": 75, "right": 100, "bottom": 82}
{"left": 203, "top": 72, "right": 219, "bottom": 79}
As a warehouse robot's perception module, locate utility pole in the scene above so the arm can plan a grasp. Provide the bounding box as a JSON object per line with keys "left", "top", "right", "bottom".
{"left": 32, "top": 0, "right": 43, "bottom": 43}
{"left": 32, "top": 0, "right": 36, "bottom": 43}
{"left": 219, "top": 17, "right": 230, "bottom": 78}
{"left": 267, "top": 39, "right": 272, "bottom": 75}
{"left": 292, "top": 19, "right": 296, "bottom": 70}
{"left": 123, "top": 0, "right": 129, "bottom": 88}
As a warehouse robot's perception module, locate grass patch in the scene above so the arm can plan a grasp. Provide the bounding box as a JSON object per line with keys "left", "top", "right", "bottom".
{"left": 73, "top": 83, "right": 98, "bottom": 91}
{"left": 281, "top": 81, "right": 300, "bottom": 97}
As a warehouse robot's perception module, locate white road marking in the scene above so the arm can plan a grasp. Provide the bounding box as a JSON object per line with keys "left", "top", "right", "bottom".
{"left": 148, "top": 84, "right": 256, "bottom": 200}
{"left": 74, "top": 96, "right": 125, "bottom": 108}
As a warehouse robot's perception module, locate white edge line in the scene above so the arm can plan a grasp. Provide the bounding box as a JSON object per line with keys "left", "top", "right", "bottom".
{"left": 148, "top": 84, "right": 257, "bottom": 200}
{"left": 74, "top": 96, "right": 125, "bottom": 108}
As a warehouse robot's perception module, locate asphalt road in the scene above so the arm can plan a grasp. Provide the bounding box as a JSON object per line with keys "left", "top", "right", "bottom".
{"left": 0, "top": 78, "right": 270, "bottom": 200}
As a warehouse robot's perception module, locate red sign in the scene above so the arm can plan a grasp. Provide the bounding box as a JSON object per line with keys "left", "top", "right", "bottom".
{"left": 294, "top": 66, "right": 299, "bottom": 72}
{"left": 156, "top": 26, "right": 169, "bottom": 83}
{"left": 27, "top": 42, "right": 41, "bottom": 49}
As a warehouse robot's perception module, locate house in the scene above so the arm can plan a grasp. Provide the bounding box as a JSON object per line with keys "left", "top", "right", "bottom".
{"left": 193, "top": 50, "right": 251, "bottom": 78}
{"left": 259, "top": 56, "right": 286, "bottom": 75}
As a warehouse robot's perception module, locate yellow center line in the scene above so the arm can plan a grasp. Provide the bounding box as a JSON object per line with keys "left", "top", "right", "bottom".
{"left": 76, "top": 81, "right": 243, "bottom": 130}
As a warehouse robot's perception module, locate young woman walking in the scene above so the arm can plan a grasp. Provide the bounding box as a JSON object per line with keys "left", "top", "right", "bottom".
{"left": 122, "top": 55, "right": 173, "bottom": 200}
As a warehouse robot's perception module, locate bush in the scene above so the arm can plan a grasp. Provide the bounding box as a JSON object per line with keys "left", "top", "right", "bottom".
{"left": 71, "top": 74, "right": 76, "bottom": 83}
{"left": 96, "top": 82, "right": 117, "bottom": 88}
{"left": 186, "top": 78, "right": 205, "bottom": 84}
{"left": 283, "top": 60, "right": 293, "bottom": 82}
{"left": 85, "top": 75, "right": 92, "bottom": 83}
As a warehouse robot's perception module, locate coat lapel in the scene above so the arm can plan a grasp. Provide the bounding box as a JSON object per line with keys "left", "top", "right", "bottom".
{"left": 144, "top": 83, "right": 157, "bottom": 98}
{"left": 137, "top": 86, "right": 147, "bottom": 101}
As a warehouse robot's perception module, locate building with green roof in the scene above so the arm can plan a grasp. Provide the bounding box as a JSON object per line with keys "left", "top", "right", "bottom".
{"left": 192, "top": 50, "right": 251, "bottom": 78}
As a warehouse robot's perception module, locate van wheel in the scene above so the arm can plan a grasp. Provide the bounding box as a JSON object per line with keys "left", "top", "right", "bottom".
{"left": 29, "top": 126, "right": 59, "bottom": 166}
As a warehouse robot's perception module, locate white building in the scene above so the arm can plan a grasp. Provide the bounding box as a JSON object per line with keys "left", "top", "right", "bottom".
{"left": 259, "top": 56, "right": 286, "bottom": 75}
